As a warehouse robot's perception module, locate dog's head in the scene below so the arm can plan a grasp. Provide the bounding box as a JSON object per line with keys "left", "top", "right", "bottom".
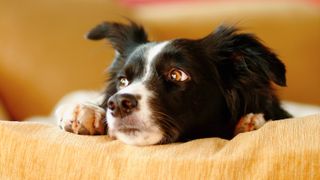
{"left": 87, "top": 21, "right": 286, "bottom": 146}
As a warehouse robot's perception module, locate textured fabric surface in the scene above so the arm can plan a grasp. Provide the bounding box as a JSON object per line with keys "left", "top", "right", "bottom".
{"left": 0, "top": 114, "right": 319, "bottom": 179}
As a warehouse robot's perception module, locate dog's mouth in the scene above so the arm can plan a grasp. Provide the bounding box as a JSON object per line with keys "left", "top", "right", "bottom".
{"left": 117, "top": 127, "right": 140, "bottom": 135}
{"left": 112, "top": 115, "right": 143, "bottom": 135}
{"left": 107, "top": 112, "right": 164, "bottom": 145}
{"left": 107, "top": 113, "right": 146, "bottom": 136}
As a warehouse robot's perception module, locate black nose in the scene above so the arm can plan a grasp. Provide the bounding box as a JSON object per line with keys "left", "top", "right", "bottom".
{"left": 107, "top": 93, "right": 138, "bottom": 118}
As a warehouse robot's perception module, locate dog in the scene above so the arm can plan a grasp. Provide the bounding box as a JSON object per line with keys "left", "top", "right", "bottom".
{"left": 55, "top": 21, "right": 292, "bottom": 146}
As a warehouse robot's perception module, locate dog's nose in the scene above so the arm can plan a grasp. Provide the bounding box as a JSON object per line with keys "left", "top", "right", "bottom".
{"left": 107, "top": 94, "right": 138, "bottom": 118}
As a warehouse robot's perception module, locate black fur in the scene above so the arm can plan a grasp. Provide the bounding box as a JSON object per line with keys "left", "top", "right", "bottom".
{"left": 87, "top": 21, "right": 291, "bottom": 143}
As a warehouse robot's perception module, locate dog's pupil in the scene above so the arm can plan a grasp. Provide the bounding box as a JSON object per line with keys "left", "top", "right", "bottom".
{"left": 171, "top": 70, "right": 181, "bottom": 81}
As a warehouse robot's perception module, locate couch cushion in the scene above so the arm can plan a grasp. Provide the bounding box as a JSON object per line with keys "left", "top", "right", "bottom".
{"left": 0, "top": 114, "right": 319, "bottom": 179}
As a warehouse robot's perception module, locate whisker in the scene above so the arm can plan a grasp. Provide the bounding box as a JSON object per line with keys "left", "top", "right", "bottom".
{"left": 152, "top": 110, "right": 181, "bottom": 141}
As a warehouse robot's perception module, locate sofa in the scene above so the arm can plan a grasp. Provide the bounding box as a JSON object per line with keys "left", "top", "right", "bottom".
{"left": 0, "top": 0, "right": 320, "bottom": 179}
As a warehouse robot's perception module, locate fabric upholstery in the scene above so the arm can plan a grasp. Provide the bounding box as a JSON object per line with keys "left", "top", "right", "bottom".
{"left": 0, "top": 114, "right": 319, "bottom": 179}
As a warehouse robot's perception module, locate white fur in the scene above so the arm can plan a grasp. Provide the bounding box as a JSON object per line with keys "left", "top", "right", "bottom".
{"left": 142, "top": 41, "right": 169, "bottom": 81}
{"left": 108, "top": 82, "right": 154, "bottom": 129}
{"left": 54, "top": 91, "right": 105, "bottom": 132}
{"left": 114, "top": 126, "right": 163, "bottom": 146}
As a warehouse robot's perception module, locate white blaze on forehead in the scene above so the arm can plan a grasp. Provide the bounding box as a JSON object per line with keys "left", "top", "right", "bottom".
{"left": 118, "top": 82, "right": 152, "bottom": 98}
{"left": 142, "top": 41, "right": 169, "bottom": 81}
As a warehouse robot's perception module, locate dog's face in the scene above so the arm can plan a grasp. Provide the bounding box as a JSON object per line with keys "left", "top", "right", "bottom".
{"left": 87, "top": 22, "right": 286, "bottom": 146}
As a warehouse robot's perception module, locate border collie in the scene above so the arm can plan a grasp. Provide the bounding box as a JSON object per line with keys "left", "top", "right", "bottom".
{"left": 55, "top": 21, "right": 291, "bottom": 146}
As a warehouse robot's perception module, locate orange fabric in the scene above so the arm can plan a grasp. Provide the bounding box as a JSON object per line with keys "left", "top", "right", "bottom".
{"left": 0, "top": 114, "right": 319, "bottom": 179}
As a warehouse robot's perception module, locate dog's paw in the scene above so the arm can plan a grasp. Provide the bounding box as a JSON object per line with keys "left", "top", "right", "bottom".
{"left": 234, "top": 113, "right": 267, "bottom": 135}
{"left": 55, "top": 103, "right": 107, "bottom": 135}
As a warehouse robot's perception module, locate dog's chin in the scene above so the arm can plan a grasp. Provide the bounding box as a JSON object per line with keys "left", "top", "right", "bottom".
{"left": 107, "top": 112, "right": 164, "bottom": 146}
{"left": 113, "top": 128, "right": 163, "bottom": 146}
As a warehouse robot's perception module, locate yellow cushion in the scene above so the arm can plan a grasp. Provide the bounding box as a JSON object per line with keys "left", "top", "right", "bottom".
{"left": 0, "top": 114, "right": 319, "bottom": 179}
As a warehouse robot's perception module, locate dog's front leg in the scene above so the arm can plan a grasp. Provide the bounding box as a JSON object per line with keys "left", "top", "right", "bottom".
{"left": 234, "top": 113, "right": 267, "bottom": 135}
{"left": 54, "top": 91, "right": 107, "bottom": 135}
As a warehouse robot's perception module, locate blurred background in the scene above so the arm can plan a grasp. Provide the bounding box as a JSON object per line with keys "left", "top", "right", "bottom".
{"left": 0, "top": 0, "right": 319, "bottom": 120}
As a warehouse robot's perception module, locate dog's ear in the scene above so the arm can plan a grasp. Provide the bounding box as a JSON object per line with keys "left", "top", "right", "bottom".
{"left": 202, "top": 26, "right": 287, "bottom": 87}
{"left": 86, "top": 21, "right": 148, "bottom": 55}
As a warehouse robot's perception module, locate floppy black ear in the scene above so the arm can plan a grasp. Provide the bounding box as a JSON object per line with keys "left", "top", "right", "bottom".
{"left": 202, "top": 26, "right": 287, "bottom": 87}
{"left": 86, "top": 21, "right": 148, "bottom": 55}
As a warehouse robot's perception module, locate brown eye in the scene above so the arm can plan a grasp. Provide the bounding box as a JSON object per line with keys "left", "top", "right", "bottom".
{"left": 168, "top": 68, "right": 190, "bottom": 82}
{"left": 119, "top": 77, "right": 129, "bottom": 88}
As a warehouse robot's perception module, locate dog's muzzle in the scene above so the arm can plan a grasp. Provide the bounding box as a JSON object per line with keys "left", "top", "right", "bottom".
{"left": 107, "top": 93, "right": 138, "bottom": 118}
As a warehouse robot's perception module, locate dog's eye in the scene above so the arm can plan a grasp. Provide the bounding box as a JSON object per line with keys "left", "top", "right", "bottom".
{"left": 119, "top": 77, "right": 129, "bottom": 88}
{"left": 168, "top": 68, "right": 190, "bottom": 82}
